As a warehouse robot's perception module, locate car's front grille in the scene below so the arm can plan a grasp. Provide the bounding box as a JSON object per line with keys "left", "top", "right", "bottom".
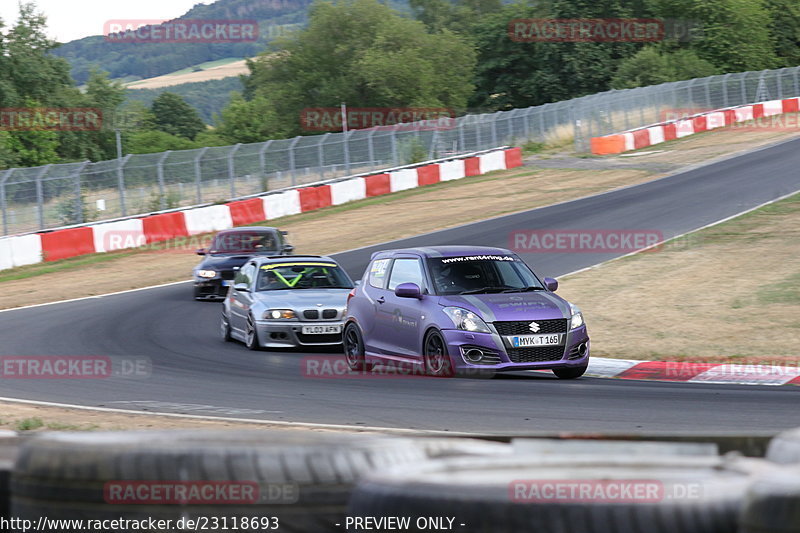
{"left": 303, "top": 309, "right": 339, "bottom": 320}
{"left": 297, "top": 333, "right": 342, "bottom": 344}
{"left": 220, "top": 270, "right": 236, "bottom": 281}
{"left": 507, "top": 346, "right": 566, "bottom": 363}
{"left": 493, "top": 319, "right": 568, "bottom": 335}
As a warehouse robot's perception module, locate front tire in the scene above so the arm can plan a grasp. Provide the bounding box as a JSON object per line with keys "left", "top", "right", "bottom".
{"left": 344, "top": 323, "right": 367, "bottom": 371}
{"left": 423, "top": 330, "right": 453, "bottom": 377}
{"left": 220, "top": 312, "right": 233, "bottom": 342}
{"left": 553, "top": 364, "right": 587, "bottom": 379}
{"left": 245, "top": 315, "right": 261, "bottom": 351}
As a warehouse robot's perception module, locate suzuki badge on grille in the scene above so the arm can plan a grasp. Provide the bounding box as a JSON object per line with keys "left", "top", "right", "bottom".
{"left": 528, "top": 321, "right": 540, "bottom": 332}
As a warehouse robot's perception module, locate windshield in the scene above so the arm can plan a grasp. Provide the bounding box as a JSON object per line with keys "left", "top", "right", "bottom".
{"left": 209, "top": 231, "right": 278, "bottom": 254}
{"left": 256, "top": 262, "right": 354, "bottom": 291}
{"left": 427, "top": 255, "right": 544, "bottom": 295}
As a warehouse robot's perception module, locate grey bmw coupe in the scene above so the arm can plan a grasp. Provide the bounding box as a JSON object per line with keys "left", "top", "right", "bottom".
{"left": 221, "top": 255, "right": 355, "bottom": 350}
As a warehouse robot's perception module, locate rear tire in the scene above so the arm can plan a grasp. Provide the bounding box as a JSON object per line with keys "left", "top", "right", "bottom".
{"left": 423, "top": 330, "right": 453, "bottom": 377}
{"left": 344, "top": 323, "right": 367, "bottom": 371}
{"left": 244, "top": 315, "right": 260, "bottom": 351}
{"left": 553, "top": 364, "right": 587, "bottom": 379}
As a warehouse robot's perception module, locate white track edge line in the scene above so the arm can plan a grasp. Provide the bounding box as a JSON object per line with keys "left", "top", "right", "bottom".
{"left": 0, "top": 396, "right": 483, "bottom": 436}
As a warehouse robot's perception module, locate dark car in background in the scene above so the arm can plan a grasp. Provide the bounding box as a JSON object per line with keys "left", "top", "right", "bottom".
{"left": 192, "top": 227, "right": 294, "bottom": 300}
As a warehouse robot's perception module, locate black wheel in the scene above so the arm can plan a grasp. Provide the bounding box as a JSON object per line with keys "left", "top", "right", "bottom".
{"left": 220, "top": 312, "right": 233, "bottom": 342}
{"left": 423, "top": 330, "right": 453, "bottom": 377}
{"left": 553, "top": 364, "right": 587, "bottom": 379}
{"left": 244, "top": 315, "right": 260, "bottom": 351}
{"left": 344, "top": 323, "right": 367, "bottom": 371}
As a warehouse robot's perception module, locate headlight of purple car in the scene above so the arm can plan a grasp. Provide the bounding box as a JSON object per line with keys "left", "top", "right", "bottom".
{"left": 569, "top": 303, "right": 584, "bottom": 329}
{"left": 442, "top": 307, "right": 492, "bottom": 334}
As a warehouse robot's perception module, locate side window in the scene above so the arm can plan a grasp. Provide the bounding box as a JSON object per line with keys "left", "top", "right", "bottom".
{"left": 368, "top": 258, "right": 391, "bottom": 289}
{"left": 387, "top": 258, "right": 424, "bottom": 291}
{"left": 235, "top": 263, "right": 256, "bottom": 286}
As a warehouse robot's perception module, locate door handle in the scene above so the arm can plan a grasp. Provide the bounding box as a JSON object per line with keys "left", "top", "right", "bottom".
{"left": 376, "top": 296, "right": 385, "bottom": 304}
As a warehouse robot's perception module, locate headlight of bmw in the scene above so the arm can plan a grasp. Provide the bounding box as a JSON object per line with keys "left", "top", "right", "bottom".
{"left": 569, "top": 304, "right": 584, "bottom": 330}
{"left": 264, "top": 309, "right": 296, "bottom": 320}
{"left": 443, "top": 307, "right": 492, "bottom": 334}
{"left": 197, "top": 270, "right": 217, "bottom": 278}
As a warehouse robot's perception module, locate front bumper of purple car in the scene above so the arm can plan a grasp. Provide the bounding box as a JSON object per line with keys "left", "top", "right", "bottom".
{"left": 440, "top": 324, "right": 590, "bottom": 373}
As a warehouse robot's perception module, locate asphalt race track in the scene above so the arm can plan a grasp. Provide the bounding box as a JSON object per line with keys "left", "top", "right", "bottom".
{"left": 1, "top": 138, "right": 800, "bottom": 434}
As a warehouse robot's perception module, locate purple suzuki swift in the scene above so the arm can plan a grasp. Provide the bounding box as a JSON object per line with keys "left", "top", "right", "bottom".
{"left": 343, "top": 246, "right": 590, "bottom": 378}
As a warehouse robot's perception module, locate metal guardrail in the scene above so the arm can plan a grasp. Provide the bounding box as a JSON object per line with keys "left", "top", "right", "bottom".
{"left": 2, "top": 66, "right": 799, "bottom": 236}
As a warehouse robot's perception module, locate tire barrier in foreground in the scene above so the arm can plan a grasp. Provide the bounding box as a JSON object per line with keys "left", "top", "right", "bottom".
{"left": 765, "top": 427, "right": 800, "bottom": 465}
{"left": 11, "top": 430, "right": 435, "bottom": 532}
{"left": 740, "top": 465, "right": 800, "bottom": 533}
{"left": 511, "top": 438, "right": 719, "bottom": 457}
{"left": 349, "top": 453, "right": 777, "bottom": 533}
{"left": 0, "top": 430, "right": 19, "bottom": 521}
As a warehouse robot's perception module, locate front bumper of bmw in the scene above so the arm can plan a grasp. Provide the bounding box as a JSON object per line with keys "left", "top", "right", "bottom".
{"left": 254, "top": 320, "right": 345, "bottom": 348}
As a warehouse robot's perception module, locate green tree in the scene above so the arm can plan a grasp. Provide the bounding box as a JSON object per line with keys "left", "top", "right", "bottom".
{"left": 656, "top": 0, "right": 778, "bottom": 72}
{"left": 763, "top": 0, "right": 800, "bottom": 67}
{"left": 125, "top": 130, "right": 198, "bottom": 154}
{"left": 611, "top": 46, "right": 718, "bottom": 88}
{"left": 225, "top": 0, "right": 476, "bottom": 142}
{"left": 150, "top": 92, "right": 206, "bottom": 140}
{"left": 469, "top": 1, "right": 650, "bottom": 111}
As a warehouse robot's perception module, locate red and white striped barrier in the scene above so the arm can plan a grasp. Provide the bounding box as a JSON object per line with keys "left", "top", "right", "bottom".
{"left": 584, "top": 357, "right": 800, "bottom": 386}
{"left": 591, "top": 97, "right": 800, "bottom": 155}
{"left": 0, "top": 147, "right": 523, "bottom": 270}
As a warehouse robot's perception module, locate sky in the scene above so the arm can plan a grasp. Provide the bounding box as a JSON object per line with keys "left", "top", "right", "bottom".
{"left": 0, "top": 0, "right": 214, "bottom": 43}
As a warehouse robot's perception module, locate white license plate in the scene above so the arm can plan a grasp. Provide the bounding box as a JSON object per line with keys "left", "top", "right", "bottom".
{"left": 302, "top": 325, "right": 342, "bottom": 335}
{"left": 510, "top": 334, "right": 561, "bottom": 347}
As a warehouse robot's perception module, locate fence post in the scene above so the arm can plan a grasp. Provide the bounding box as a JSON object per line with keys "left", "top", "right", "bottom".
{"left": 316, "top": 134, "right": 329, "bottom": 179}
{"left": 35, "top": 165, "right": 51, "bottom": 230}
{"left": 71, "top": 161, "right": 89, "bottom": 226}
{"left": 367, "top": 130, "right": 376, "bottom": 170}
{"left": 475, "top": 115, "right": 483, "bottom": 150}
{"left": 390, "top": 130, "right": 399, "bottom": 165}
{"left": 228, "top": 143, "right": 242, "bottom": 198}
{"left": 457, "top": 119, "right": 466, "bottom": 152}
{"left": 157, "top": 151, "right": 170, "bottom": 210}
{"left": 117, "top": 154, "right": 131, "bottom": 217}
{"left": 722, "top": 73, "right": 731, "bottom": 107}
{"left": 342, "top": 130, "right": 353, "bottom": 175}
{"left": 194, "top": 147, "right": 209, "bottom": 203}
{"left": 490, "top": 112, "right": 499, "bottom": 146}
{"left": 776, "top": 68, "right": 787, "bottom": 99}
{"left": 0, "top": 169, "right": 12, "bottom": 236}
{"left": 794, "top": 67, "right": 799, "bottom": 97}
{"left": 288, "top": 136, "right": 301, "bottom": 186}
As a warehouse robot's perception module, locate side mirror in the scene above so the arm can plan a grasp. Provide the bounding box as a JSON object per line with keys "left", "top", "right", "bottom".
{"left": 354, "top": 279, "right": 362, "bottom": 286}
{"left": 233, "top": 283, "right": 249, "bottom": 292}
{"left": 196, "top": 248, "right": 206, "bottom": 256}
{"left": 395, "top": 282, "right": 422, "bottom": 299}
{"left": 543, "top": 277, "right": 558, "bottom": 292}
{"left": 283, "top": 244, "right": 295, "bottom": 254}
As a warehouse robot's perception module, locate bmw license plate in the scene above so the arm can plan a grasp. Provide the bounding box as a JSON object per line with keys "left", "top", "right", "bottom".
{"left": 302, "top": 325, "right": 342, "bottom": 335}
{"left": 510, "top": 334, "right": 561, "bottom": 348}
